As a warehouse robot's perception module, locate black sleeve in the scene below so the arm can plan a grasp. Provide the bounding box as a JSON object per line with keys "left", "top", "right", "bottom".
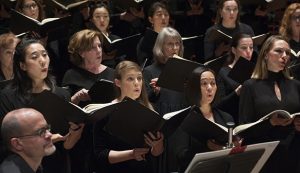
{"left": 203, "top": 27, "right": 216, "bottom": 61}
{"left": 143, "top": 68, "right": 160, "bottom": 102}
{"left": 239, "top": 80, "right": 255, "bottom": 124}
{"left": 93, "top": 119, "right": 111, "bottom": 167}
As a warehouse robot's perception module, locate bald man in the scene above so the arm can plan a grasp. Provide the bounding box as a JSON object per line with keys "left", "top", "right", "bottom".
{"left": 0, "top": 108, "right": 55, "bottom": 173}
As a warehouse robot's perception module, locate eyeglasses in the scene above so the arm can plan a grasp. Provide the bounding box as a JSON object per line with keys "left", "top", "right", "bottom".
{"left": 23, "top": 3, "right": 37, "bottom": 10}
{"left": 15, "top": 124, "right": 51, "bottom": 139}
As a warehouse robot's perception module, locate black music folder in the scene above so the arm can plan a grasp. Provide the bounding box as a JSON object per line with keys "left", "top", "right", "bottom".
{"left": 105, "top": 99, "right": 191, "bottom": 147}
{"left": 156, "top": 56, "right": 203, "bottom": 92}
{"left": 112, "top": 0, "right": 144, "bottom": 11}
{"left": 180, "top": 107, "right": 293, "bottom": 146}
{"left": 140, "top": 28, "right": 158, "bottom": 54}
{"left": 207, "top": 28, "right": 268, "bottom": 46}
{"left": 185, "top": 141, "right": 279, "bottom": 173}
{"left": 44, "top": 0, "right": 90, "bottom": 11}
{"left": 182, "top": 35, "right": 203, "bottom": 60}
{"left": 101, "top": 32, "right": 142, "bottom": 59}
{"left": 31, "top": 91, "right": 191, "bottom": 146}
{"left": 204, "top": 54, "right": 228, "bottom": 74}
{"left": 30, "top": 90, "right": 120, "bottom": 134}
{"left": 88, "top": 79, "right": 115, "bottom": 103}
{"left": 10, "top": 9, "right": 71, "bottom": 39}
{"left": 239, "top": 0, "right": 287, "bottom": 12}
{"left": 227, "top": 57, "right": 255, "bottom": 84}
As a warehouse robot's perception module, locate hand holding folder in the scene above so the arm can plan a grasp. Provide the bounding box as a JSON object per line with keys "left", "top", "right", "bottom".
{"left": 156, "top": 56, "right": 203, "bottom": 92}
{"left": 30, "top": 91, "right": 191, "bottom": 147}
{"left": 30, "top": 90, "right": 119, "bottom": 134}
{"left": 88, "top": 79, "right": 115, "bottom": 103}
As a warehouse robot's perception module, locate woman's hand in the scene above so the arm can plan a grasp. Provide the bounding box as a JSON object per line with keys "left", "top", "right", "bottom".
{"left": 270, "top": 113, "right": 293, "bottom": 126}
{"left": 63, "top": 122, "right": 85, "bottom": 150}
{"left": 71, "top": 88, "right": 90, "bottom": 105}
{"left": 150, "top": 78, "right": 160, "bottom": 95}
{"left": 144, "top": 131, "right": 164, "bottom": 156}
{"left": 207, "top": 139, "right": 224, "bottom": 151}
{"left": 294, "top": 116, "right": 300, "bottom": 131}
{"left": 131, "top": 148, "right": 149, "bottom": 161}
{"left": 51, "top": 133, "right": 67, "bottom": 143}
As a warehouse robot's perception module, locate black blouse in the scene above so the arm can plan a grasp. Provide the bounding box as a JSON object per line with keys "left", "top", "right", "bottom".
{"left": 175, "top": 107, "right": 234, "bottom": 172}
{"left": 62, "top": 66, "right": 114, "bottom": 96}
{"left": 239, "top": 72, "right": 300, "bottom": 144}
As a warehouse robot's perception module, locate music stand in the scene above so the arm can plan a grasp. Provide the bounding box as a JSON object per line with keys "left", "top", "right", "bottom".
{"left": 184, "top": 141, "right": 279, "bottom": 173}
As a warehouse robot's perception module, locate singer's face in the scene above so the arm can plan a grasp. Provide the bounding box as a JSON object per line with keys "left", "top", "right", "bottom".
{"left": 291, "top": 9, "right": 300, "bottom": 36}
{"left": 200, "top": 71, "right": 217, "bottom": 105}
{"left": 266, "top": 40, "right": 290, "bottom": 72}
{"left": 80, "top": 37, "right": 103, "bottom": 66}
{"left": 162, "top": 37, "right": 180, "bottom": 63}
{"left": 21, "top": 0, "right": 39, "bottom": 20}
{"left": 115, "top": 69, "right": 143, "bottom": 100}
{"left": 92, "top": 7, "right": 110, "bottom": 33}
{"left": 221, "top": 0, "right": 238, "bottom": 24}
{"left": 233, "top": 37, "right": 253, "bottom": 60}
{"left": 149, "top": 7, "right": 169, "bottom": 32}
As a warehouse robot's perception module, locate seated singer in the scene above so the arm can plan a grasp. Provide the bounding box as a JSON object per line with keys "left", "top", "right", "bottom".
{"left": 93, "top": 60, "right": 164, "bottom": 173}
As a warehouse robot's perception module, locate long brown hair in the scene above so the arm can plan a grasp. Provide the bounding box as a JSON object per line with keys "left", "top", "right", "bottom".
{"left": 252, "top": 35, "right": 291, "bottom": 79}
{"left": 114, "top": 61, "right": 153, "bottom": 110}
{"left": 215, "top": 0, "right": 241, "bottom": 25}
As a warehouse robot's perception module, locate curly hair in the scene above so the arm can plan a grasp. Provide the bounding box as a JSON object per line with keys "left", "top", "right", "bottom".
{"left": 279, "top": 3, "right": 300, "bottom": 40}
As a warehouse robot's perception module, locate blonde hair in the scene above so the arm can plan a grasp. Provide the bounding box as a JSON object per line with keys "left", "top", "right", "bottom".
{"left": 252, "top": 35, "right": 291, "bottom": 79}
{"left": 153, "top": 27, "right": 183, "bottom": 64}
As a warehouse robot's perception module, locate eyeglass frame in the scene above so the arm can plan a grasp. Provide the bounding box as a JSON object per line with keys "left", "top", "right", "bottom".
{"left": 14, "top": 124, "right": 51, "bottom": 139}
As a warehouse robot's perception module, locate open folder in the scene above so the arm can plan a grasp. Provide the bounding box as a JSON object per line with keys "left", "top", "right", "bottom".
{"left": 101, "top": 32, "right": 142, "bottom": 59}
{"left": 30, "top": 90, "right": 191, "bottom": 147}
{"left": 185, "top": 141, "right": 279, "bottom": 173}
{"left": 156, "top": 56, "right": 203, "bottom": 92}
{"left": 88, "top": 79, "right": 115, "bottom": 103}
{"left": 44, "top": 0, "right": 90, "bottom": 11}
{"left": 206, "top": 29, "right": 269, "bottom": 46}
{"left": 10, "top": 9, "right": 71, "bottom": 39}
{"left": 105, "top": 103, "right": 191, "bottom": 147}
{"left": 227, "top": 57, "right": 255, "bottom": 84}
{"left": 30, "top": 90, "right": 119, "bottom": 134}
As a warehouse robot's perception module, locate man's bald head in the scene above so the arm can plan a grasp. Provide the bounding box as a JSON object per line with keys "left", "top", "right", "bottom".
{"left": 1, "top": 108, "right": 45, "bottom": 149}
